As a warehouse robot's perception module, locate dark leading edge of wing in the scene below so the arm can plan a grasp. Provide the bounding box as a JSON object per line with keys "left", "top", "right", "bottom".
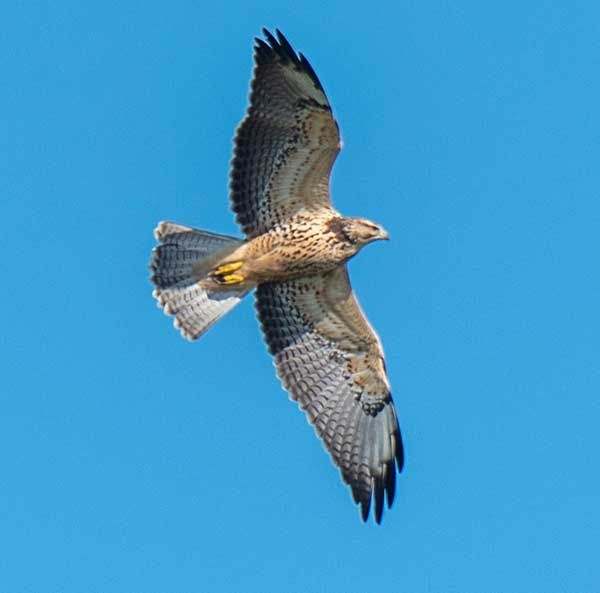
{"left": 254, "top": 28, "right": 326, "bottom": 95}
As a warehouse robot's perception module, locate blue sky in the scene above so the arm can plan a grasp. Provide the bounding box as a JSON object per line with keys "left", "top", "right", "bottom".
{"left": 2, "top": 1, "right": 599, "bottom": 591}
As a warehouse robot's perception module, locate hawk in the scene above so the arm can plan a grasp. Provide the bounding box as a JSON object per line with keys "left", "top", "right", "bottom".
{"left": 151, "top": 29, "right": 404, "bottom": 523}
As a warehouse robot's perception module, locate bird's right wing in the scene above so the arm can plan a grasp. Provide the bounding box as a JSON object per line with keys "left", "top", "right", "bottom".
{"left": 255, "top": 266, "right": 403, "bottom": 523}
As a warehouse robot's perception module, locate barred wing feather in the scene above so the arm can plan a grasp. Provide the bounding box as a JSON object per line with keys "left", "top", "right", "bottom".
{"left": 230, "top": 29, "right": 341, "bottom": 238}
{"left": 255, "top": 266, "right": 404, "bottom": 523}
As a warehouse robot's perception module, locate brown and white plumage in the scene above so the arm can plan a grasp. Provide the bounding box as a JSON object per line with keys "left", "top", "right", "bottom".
{"left": 256, "top": 267, "right": 403, "bottom": 522}
{"left": 150, "top": 29, "right": 404, "bottom": 523}
{"left": 230, "top": 29, "right": 341, "bottom": 238}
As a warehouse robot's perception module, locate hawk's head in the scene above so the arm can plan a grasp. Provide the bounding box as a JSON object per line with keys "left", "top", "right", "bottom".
{"left": 334, "top": 217, "right": 389, "bottom": 246}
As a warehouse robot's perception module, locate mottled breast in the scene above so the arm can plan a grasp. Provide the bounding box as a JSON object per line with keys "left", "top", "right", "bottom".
{"left": 251, "top": 212, "right": 356, "bottom": 282}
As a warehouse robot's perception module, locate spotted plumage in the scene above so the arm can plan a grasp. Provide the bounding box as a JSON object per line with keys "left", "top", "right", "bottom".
{"left": 150, "top": 29, "right": 404, "bottom": 523}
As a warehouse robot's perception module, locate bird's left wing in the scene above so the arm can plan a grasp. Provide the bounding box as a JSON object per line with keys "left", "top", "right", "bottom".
{"left": 255, "top": 266, "right": 404, "bottom": 523}
{"left": 230, "top": 29, "right": 342, "bottom": 238}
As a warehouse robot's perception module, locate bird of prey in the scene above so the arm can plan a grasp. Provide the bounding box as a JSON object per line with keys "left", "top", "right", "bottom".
{"left": 150, "top": 29, "right": 404, "bottom": 523}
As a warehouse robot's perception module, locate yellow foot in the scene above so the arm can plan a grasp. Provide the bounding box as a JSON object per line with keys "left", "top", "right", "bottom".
{"left": 212, "top": 261, "right": 245, "bottom": 285}
{"left": 214, "top": 261, "right": 243, "bottom": 275}
{"left": 217, "top": 273, "right": 245, "bottom": 285}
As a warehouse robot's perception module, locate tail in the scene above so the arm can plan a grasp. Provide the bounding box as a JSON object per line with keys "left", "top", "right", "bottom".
{"left": 150, "top": 221, "right": 250, "bottom": 340}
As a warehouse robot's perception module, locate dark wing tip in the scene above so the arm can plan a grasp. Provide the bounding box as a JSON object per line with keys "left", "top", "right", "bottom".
{"left": 253, "top": 37, "right": 273, "bottom": 64}
{"left": 385, "top": 458, "right": 396, "bottom": 508}
{"left": 261, "top": 27, "right": 279, "bottom": 53}
{"left": 354, "top": 473, "right": 390, "bottom": 525}
{"left": 255, "top": 28, "right": 326, "bottom": 93}
{"left": 360, "top": 496, "right": 371, "bottom": 522}
{"left": 374, "top": 478, "right": 385, "bottom": 524}
{"left": 395, "top": 420, "right": 405, "bottom": 473}
{"left": 360, "top": 406, "right": 404, "bottom": 524}
{"left": 275, "top": 29, "right": 301, "bottom": 66}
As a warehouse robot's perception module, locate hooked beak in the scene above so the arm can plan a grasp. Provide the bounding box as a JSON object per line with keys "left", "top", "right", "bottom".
{"left": 378, "top": 226, "right": 390, "bottom": 240}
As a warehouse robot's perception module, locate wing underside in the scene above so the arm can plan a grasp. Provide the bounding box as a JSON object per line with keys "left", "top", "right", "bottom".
{"left": 255, "top": 267, "right": 403, "bottom": 523}
{"left": 230, "top": 29, "right": 341, "bottom": 238}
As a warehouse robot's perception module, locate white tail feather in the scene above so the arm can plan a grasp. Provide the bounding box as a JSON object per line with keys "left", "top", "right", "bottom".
{"left": 150, "top": 221, "right": 249, "bottom": 340}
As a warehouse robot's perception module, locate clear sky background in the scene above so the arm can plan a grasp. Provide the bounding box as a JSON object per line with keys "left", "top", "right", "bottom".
{"left": 2, "top": 1, "right": 599, "bottom": 592}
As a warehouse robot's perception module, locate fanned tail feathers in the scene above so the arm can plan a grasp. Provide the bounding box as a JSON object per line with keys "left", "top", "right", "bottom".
{"left": 151, "top": 221, "right": 249, "bottom": 340}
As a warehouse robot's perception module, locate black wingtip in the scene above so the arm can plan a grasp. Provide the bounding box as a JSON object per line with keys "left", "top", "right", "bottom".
{"left": 374, "top": 480, "right": 385, "bottom": 524}
{"left": 262, "top": 27, "right": 277, "bottom": 48}
{"left": 360, "top": 497, "right": 370, "bottom": 522}
{"left": 396, "top": 425, "right": 405, "bottom": 473}
{"left": 255, "top": 28, "right": 326, "bottom": 94}
{"left": 385, "top": 460, "right": 396, "bottom": 508}
{"left": 275, "top": 29, "right": 300, "bottom": 65}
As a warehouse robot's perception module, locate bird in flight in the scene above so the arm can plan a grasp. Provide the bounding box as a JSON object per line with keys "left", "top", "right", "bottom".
{"left": 150, "top": 28, "right": 404, "bottom": 523}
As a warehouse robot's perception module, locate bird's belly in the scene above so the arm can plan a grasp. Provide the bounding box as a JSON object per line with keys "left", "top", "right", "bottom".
{"left": 248, "top": 232, "right": 347, "bottom": 283}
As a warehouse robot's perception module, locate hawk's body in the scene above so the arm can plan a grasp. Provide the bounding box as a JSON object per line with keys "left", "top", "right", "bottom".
{"left": 205, "top": 212, "right": 381, "bottom": 287}
{"left": 151, "top": 29, "right": 404, "bottom": 523}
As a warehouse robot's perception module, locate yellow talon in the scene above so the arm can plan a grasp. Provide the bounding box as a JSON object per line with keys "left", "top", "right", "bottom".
{"left": 214, "top": 261, "right": 243, "bottom": 275}
{"left": 212, "top": 261, "right": 245, "bottom": 285}
{"left": 218, "top": 273, "right": 245, "bottom": 285}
